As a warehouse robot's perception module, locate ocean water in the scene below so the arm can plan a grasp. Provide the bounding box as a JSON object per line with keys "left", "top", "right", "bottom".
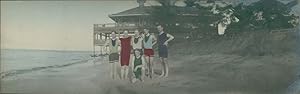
{"left": 1, "top": 49, "right": 93, "bottom": 73}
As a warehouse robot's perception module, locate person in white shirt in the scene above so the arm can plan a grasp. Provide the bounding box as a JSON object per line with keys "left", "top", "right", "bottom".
{"left": 131, "top": 30, "right": 143, "bottom": 50}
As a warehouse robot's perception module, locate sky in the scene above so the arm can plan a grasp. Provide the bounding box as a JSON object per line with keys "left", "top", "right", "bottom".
{"left": 1, "top": 1, "right": 160, "bottom": 51}
{"left": 1, "top": 0, "right": 299, "bottom": 51}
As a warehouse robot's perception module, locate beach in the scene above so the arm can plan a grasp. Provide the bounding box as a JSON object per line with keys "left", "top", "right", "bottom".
{"left": 1, "top": 52, "right": 299, "bottom": 94}
{"left": 1, "top": 30, "right": 300, "bottom": 94}
{"left": 1, "top": 0, "right": 300, "bottom": 94}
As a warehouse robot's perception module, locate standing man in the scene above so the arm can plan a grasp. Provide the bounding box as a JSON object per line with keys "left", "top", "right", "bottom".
{"left": 157, "top": 25, "right": 174, "bottom": 78}
{"left": 119, "top": 30, "right": 131, "bottom": 80}
{"left": 131, "top": 30, "right": 143, "bottom": 51}
{"left": 143, "top": 28, "right": 157, "bottom": 78}
{"left": 104, "top": 31, "right": 120, "bottom": 79}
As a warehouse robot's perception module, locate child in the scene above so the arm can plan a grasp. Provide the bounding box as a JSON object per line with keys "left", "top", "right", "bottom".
{"left": 131, "top": 49, "right": 146, "bottom": 83}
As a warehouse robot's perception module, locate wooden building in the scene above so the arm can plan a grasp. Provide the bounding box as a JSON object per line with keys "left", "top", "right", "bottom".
{"left": 92, "top": 0, "right": 205, "bottom": 56}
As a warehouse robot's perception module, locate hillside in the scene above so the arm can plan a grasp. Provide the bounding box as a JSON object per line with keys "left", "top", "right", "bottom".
{"left": 163, "top": 28, "right": 300, "bottom": 93}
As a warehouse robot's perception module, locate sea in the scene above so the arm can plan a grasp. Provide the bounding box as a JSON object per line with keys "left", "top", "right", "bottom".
{"left": 0, "top": 49, "right": 94, "bottom": 76}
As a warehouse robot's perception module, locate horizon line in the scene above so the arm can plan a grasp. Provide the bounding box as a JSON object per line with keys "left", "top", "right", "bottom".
{"left": 1, "top": 48, "right": 95, "bottom": 52}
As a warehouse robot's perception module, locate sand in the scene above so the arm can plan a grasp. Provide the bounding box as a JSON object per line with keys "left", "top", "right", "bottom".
{"left": 1, "top": 52, "right": 298, "bottom": 94}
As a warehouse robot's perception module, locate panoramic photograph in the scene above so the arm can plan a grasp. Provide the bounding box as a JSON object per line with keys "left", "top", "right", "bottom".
{"left": 1, "top": 0, "right": 300, "bottom": 94}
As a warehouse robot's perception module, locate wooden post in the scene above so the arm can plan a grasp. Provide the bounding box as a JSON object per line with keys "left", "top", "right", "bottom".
{"left": 93, "top": 25, "right": 96, "bottom": 58}
{"left": 99, "top": 46, "right": 102, "bottom": 55}
{"left": 118, "top": 31, "right": 121, "bottom": 38}
{"left": 105, "top": 33, "right": 108, "bottom": 55}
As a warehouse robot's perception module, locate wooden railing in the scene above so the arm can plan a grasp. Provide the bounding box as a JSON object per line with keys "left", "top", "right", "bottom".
{"left": 93, "top": 23, "right": 142, "bottom": 46}
{"left": 94, "top": 23, "right": 140, "bottom": 33}
{"left": 94, "top": 23, "right": 137, "bottom": 27}
{"left": 94, "top": 23, "right": 117, "bottom": 28}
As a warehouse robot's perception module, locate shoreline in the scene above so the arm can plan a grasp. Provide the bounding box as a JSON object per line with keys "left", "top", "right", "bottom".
{"left": 0, "top": 59, "right": 92, "bottom": 79}
{"left": 1, "top": 53, "right": 298, "bottom": 94}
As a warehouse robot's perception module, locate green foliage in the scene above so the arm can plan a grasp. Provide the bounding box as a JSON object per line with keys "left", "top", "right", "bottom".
{"left": 188, "top": 0, "right": 298, "bottom": 31}
{"left": 151, "top": 6, "right": 177, "bottom": 25}
{"left": 149, "top": 0, "right": 179, "bottom": 32}
{"left": 231, "top": 0, "right": 296, "bottom": 30}
{"left": 184, "top": 0, "right": 197, "bottom": 7}
{"left": 150, "top": 0, "right": 298, "bottom": 33}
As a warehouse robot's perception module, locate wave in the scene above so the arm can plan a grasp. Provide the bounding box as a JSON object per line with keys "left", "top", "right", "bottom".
{"left": 0, "top": 59, "right": 91, "bottom": 78}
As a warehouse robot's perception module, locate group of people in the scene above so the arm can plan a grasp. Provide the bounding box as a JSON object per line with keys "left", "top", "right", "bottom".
{"left": 104, "top": 25, "right": 174, "bottom": 83}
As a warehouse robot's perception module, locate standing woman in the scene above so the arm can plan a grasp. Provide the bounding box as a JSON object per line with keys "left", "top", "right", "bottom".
{"left": 119, "top": 30, "right": 131, "bottom": 80}
{"left": 143, "top": 28, "right": 156, "bottom": 79}
{"left": 104, "top": 31, "right": 119, "bottom": 79}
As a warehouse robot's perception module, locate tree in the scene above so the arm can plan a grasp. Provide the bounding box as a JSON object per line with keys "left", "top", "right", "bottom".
{"left": 184, "top": 0, "right": 197, "bottom": 7}
{"left": 232, "top": 0, "right": 298, "bottom": 30}
{"left": 183, "top": 0, "right": 299, "bottom": 32}
{"left": 149, "top": 0, "right": 179, "bottom": 32}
